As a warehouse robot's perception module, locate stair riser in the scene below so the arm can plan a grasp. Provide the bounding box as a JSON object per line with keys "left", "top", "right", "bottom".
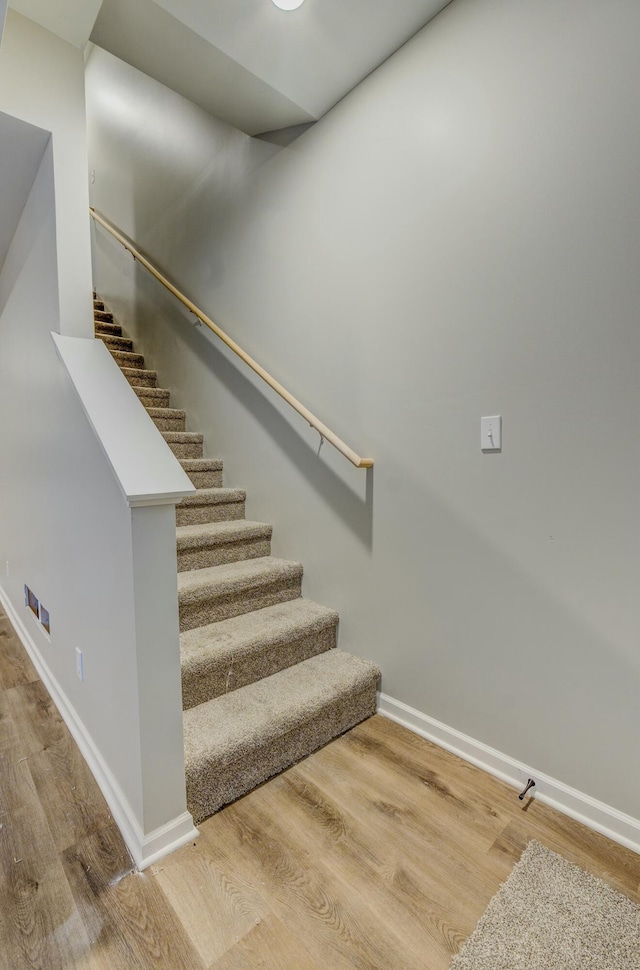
{"left": 167, "top": 440, "right": 203, "bottom": 459}
{"left": 177, "top": 536, "right": 270, "bottom": 573}
{"left": 151, "top": 414, "right": 186, "bottom": 433}
{"left": 185, "top": 686, "right": 376, "bottom": 823}
{"left": 112, "top": 351, "right": 145, "bottom": 370}
{"left": 175, "top": 501, "right": 245, "bottom": 527}
{"left": 95, "top": 322, "right": 122, "bottom": 337}
{"left": 184, "top": 469, "right": 223, "bottom": 489}
{"left": 179, "top": 578, "right": 301, "bottom": 633}
{"left": 97, "top": 334, "right": 134, "bottom": 353}
{"left": 122, "top": 368, "right": 157, "bottom": 389}
{"left": 181, "top": 622, "right": 337, "bottom": 709}
{"left": 94, "top": 309, "right": 113, "bottom": 322}
{"left": 94, "top": 300, "right": 104, "bottom": 311}
{"left": 135, "top": 389, "right": 170, "bottom": 408}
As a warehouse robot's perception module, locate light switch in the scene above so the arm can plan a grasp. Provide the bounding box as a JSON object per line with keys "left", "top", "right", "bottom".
{"left": 481, "top": 415, "right": 502, "bottom": 451}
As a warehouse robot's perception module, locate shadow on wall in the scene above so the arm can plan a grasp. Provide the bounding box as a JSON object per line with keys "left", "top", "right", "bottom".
{"left": 132, "top": 259, "right": 375, "bottom": 551}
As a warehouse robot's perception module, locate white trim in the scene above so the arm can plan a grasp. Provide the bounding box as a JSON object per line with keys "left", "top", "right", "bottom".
{"left": 128, "top": 493, "right": 190, "bottom": 508}
{"left": 136, "top": 813, "right": 198, "bottom": 870}
{"left": 0, "top": 586, "right": 199, "bottom": 869}
{"left": 378, "top": 692, "right": 640, "bottom": 857}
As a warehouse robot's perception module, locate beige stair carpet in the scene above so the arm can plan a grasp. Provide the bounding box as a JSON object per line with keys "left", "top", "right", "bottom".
{"left": 180, "top": 598, "right": 339, "bottom": 708}
{"left": 94, "top": 296, "right": 380, "bottom": 823}
{"left": 183, "top": 650, "right": 379, "bottom": 823}
{"left": 176, "top": 519, "right": 273, "bottom": 572}
{"left": 177, "top": 557, "right": 304, "bottom": 631}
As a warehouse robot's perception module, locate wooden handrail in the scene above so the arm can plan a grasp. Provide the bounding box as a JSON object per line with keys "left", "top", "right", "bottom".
{"left": 90, "top": 208, "right": 373, "bottom": 469}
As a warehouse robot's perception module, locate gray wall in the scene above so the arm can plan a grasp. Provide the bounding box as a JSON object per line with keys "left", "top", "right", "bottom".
{"left": 87, "top": 0, "right": 640, "bottom": 820}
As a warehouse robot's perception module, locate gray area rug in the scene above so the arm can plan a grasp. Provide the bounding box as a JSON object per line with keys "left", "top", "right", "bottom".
{"left": 451, "top": 840, "right": 640, "bottom": 969}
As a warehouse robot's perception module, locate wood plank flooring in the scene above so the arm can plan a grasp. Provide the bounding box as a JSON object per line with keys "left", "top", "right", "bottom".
{"left": 1, "top": 603, "right": 639, "bottom": 969}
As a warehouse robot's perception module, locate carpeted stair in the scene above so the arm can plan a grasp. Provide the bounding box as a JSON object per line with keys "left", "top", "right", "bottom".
{"left": 93, "top": 296, "right": 380, "bottom": 824}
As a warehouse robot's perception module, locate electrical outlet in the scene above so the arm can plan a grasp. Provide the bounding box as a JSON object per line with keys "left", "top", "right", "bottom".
{"left": 75, "top": 648, "right": 84, "bottom": 682}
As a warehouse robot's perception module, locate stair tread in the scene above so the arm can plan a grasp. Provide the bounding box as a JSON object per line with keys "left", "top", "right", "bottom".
{"left": 95, "top": 322, "right": 122, "bottom": 336}
{"left": 146, "top": 406, "right": 186, "bottom": 419}
{"left": 180, "top": 459, "right": 223, "bottom": 471}
{"left": 179, "top": 458, "right": 224, "bottom": 489}
{"left": 183, "top": 650, "right": 380, "bottom": 769}
{"left": 162, "top": 431, "right": 203, "bottom": 443}
{"left": 178, "top": 487, "right": 245, "bottom": 507}
{"left": 112, "top": 350, "right": 145, "bottom": 366}
{"left": 135, "top": 391, "right": 170, "bottom": 409}
{"left": 121, "top": 366, "right": 157, "bottom": 379}
{"left": 134, "top": 386, "right": 169, "bottom": 396}
{"left": 176, "top": 519, "right": 272, "bottom": 546}
{"left": 181, "top": 598, "right": 338, "bottom": 660}
{"left": 178, "top": 556, "right": 302, "bottom": 599}
{"left": 180, "top": 599, "right": 338, "bottom": 709}
{"left": 98, "top": 334, "right": 132, "bottom": 349}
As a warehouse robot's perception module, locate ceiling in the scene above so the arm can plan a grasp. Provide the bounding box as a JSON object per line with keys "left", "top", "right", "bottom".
{"left": 0, "top": 112, "right": 50, "bottom": 269}
{"left": 8, "top": 0, "right": 103, "bottom": 49}
{"left": 7, "top": 0, "right": 452, "bottom": 135}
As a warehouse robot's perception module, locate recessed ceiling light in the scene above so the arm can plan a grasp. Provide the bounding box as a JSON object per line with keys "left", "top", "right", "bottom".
{"left": 271, "top": 0, "right": 305, "bottom": 9}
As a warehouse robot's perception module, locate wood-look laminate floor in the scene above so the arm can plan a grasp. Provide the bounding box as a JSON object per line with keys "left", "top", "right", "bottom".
{"left": 1, "top": 605, "right": 639, "bottom": 970}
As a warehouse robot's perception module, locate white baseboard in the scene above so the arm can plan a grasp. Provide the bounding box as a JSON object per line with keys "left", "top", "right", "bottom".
{"left": 136, "top": 812, "right": 198, "bottom": 870}
{"left": 0, "top": 586, "right": 198, "bottom": 870}
{"left": 378, "top": 692, "right": 640, "bottom": 857}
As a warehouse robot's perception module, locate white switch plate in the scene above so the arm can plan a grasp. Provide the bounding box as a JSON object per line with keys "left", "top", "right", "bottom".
{"left": 75, "top": 647, "right": 84, "bottom": 681}
{"left": 481, "top": 415, "right": 502, "bottom": 451}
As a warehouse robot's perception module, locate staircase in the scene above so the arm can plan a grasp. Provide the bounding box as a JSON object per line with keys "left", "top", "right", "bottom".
{"left": 93, "top": 296, "right": 380, "bottom": 823}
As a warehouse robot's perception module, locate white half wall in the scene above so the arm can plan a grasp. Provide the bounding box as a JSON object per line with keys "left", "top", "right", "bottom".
{"left": 0, "top": 137, "right": 196, "bottom": 869}
{"left": 0, "top": 9, "right": 93, "bottom": 336}
{"left": 87, "top": 0, "right": 640, "bottom": 836}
